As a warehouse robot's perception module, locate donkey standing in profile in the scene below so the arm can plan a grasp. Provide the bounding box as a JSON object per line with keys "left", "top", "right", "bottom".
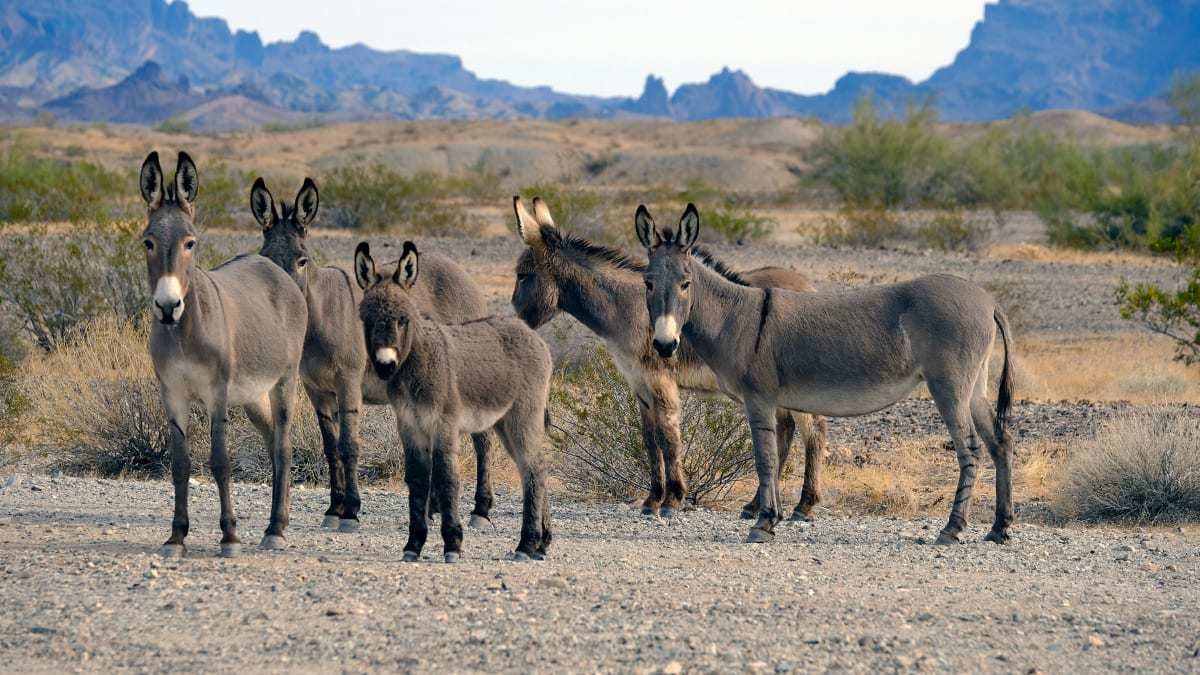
{"left": 356, "top": 241, "right": 553, "bottom": 562}
{"left": 252, "top": 178, "right": 497, "bottom": 532}
{"left": 639, "top": 204, "right": 1016, "bottom": 546}
{"left": 139, "top": 152, "right": 308, "bottom": 557}
{"left": 512, "top": 196, "right": 827, "bottom": 520}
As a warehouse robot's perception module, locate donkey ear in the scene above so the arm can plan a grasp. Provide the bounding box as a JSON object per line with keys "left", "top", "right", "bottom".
{"left": 678, "top": 203, "right": 700, "bottom": 249}
{"left": 174, "top": 151, "right": 199, "bottom": 213}
{"left": 531, "top": 197, "right": 556, "bottom": 228}
{"left": 513, "top": 196, "right": 542, "bottom": 246}
{"left": 294, "top": 177, "right": 319, "bottom": 228}
{"left": 634, "top": 205, "right": 661, "bottom": 250}
{"left": 139, "top": 152, "right": 164, "bottom": 210}
{"left": 250, "top": 177, "right": 277, "bottom": 230}
{"left": 394, "top": 241, "right": 419, "bottom": 289}
{"left": 354, "top": 241, "right": 379, "bottom": 290}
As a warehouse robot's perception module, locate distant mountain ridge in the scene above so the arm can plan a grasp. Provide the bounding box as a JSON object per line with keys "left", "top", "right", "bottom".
{"left": 1, "top": 0, "right": 1198, "bottom": 128}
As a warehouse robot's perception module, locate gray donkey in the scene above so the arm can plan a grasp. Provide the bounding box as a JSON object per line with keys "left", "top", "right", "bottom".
{"left": 356, "top": 241, "right": 553, "bottom": 562}
{"left": 639, "top": 204, "right": 1016, "bottom": 546}
{"left": 512, "top": 196, "right": 828, "bottom": 520}
{"left": 252, "top": 178, "right": 497, "bottom": 531}
{"left": 139, "top": 151, "right": 308, "bottom": 557}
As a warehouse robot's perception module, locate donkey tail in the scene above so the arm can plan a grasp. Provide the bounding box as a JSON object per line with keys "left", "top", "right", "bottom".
{"left": 993, "top": 308, "right": 1015, "bottom": 446}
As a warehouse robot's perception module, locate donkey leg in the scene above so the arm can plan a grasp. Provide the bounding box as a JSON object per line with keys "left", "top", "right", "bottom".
{"left": 651, "top": 380, "right": 687, "bottom": 518}
{"left": 929, "top": 380, "right": 982, "bottom": 545}
{"left": 209, "top": 400, "right": 241, "bottom": 558}
{"left": 402, "top": 439, "right": 433, "bottom": 561}
{"left": 308, "top": 389, "right": 344, "bottom": 529}
{"left": 636, "top": 398, "right": 666, "bottom": 516}
{"left": 790, "top": 413, "right": 827, "bottom": 522}
{"left": 468, "top": 432, "right": 495, "bottom": 527}
{"left": 432, "top": 432, "right": 464, "bottom": 563}
{"left": 743, "top": 410, "right": 796, "bottom": 519}
{"left": 497, "top": 413, "right": 550, "bottom": 560}
{"left": 244, "top": 395, "right": 274, "bottom": 478}
{"left": 973, "top": 396, "right": 1014, "bottom": 544}
{"left": 336, "top": 378, "right": 365, "bottom": 532}
{"left": 745, "top": 402, "right": 782, "bottom": 543}
{"left": 262, "top": 374, "right": 298, "bottom": 550}
{"left": 161, "top": 392, "right": 191, "bottom": 558}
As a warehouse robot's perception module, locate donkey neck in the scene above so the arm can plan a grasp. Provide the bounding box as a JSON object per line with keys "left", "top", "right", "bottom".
{"left": 555, "top": 258, "right": 646, "bottom": 347}
{"left": 681, "top": 259, "right": 763, "bottom": 373}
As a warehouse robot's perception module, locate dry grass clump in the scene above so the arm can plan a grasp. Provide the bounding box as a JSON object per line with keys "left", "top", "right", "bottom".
{"left": 1013, "top": 335, "right": 1200, "bottom": 405}
{"left": 1057, "top": 409, "right": 1200, "bottom": 524}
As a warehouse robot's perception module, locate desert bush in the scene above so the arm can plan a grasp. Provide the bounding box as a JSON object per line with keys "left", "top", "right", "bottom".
{"left": 916, "top": 210, "right": 990, "bottom": 252}
{"left": 548, "top": 346, "right": 757, "bottom": 506}
{"left": 155, "top": 117, "right": 192, "bottom": 135}
{"left": 1057, "top": 410, "right": 1200, "bottom": 524}
{"left": 1117, "top": 268, "right": 1200, "bottom": 365}
{"left": 519, "top": 181, "right": 614, "bottom": 242}
{"left": 673, "top": 182, "right": 772, "bottom": 244}
{"left": 320, "top": 164, "right": 474, "bottom": 234}
{"left": 193, "top": 163, "right": 255, "bottom": 230}
{"left": 261, "top": 118, "right": 325, "bottom": 134}
{"left": 814, "top": 207, "right": 904, "bottom": 248}
{"left": 0, "top": 148, "right": 132, "bottom": 223}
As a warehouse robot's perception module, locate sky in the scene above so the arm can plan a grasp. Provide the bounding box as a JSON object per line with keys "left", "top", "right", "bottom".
{"left": 185, "top": 1, "right": 990, "bottom": 98}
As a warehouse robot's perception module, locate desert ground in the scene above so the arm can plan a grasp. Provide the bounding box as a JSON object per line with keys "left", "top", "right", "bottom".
{"left": 1, "top": 116, "right": 1199, "bottom": 672}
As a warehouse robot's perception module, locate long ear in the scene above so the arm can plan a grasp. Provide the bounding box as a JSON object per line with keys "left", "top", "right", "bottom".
{"left": 139, "top": 151, "right": 164, "bottom": 210}
{"left": 250, "top": 177, "right": 277, "bottom": 230}
{"left": 174, "top": 151, "right": 199, "bottom": 214}
{"left": 678, "top": 203, "right": 700, "bottom": 249}
{"left": 531, "top": 197, "right": 556, "bottom": 228}
{"left": 354, "top": 241, "right": 379, "bottom": 290}
{"left": 394, "top": 241, "right": 419, "bottom": 289}
{"left": 294, "top": 177, "right": 319, "bottom": 228}
{"left": 634, "top": 204, "right": 661, "bottom": 250}
{"left": 513, "top": 196, "right": 542, "bottom": 246}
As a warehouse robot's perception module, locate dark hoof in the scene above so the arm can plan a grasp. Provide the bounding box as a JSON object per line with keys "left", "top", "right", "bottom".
{"left": 321, "top": 514, "right": 341, "bottom": 530}
{"left": 739, "top": 508, "right": 757, "bottom": 520}
{"left": 984, "top": 529, "right": 1010, "bottom": 544}
{"left": 659, "top": 506, "right": 676, "bottom": 519}
{"left": 789, "top": 509, "right": 814, "bottom": 522}
{"left": 402, "top": 550, "right": 420, "bottom": 562}
{"left": 160, "top": 543, "right": 186, "bottom": 559}
{"left": 468, "top": 514, "right": 492, "bottom": 529}
{"left": 219, "top": 542, "right": 241, "bottom": 558}
{"left": 746, "top": 527, "right": 774, "bottom": 544}
{"left": 640, "top": 505, "right": 658, "bottom": 517}
{"left": 259, "top": 534, "right": 287, "bottom": 550}
{"left": 337, "top": 518, "right": 360, "bottom": 534}
{"left": 934, "top": 531, "right": 960, "bottom": 545}
{"left": 512, "top": 551, "right": 544, "bottom": 562}
{"left": 444, "top": 552, "right": 460, "bottom": 564}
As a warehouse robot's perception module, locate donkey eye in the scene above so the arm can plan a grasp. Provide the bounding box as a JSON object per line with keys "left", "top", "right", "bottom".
{"left": 644, "top": 280, "right": 653, "bottom": 291}
{"left": 680, "top": 280, "right": 691, "bottom": 290}
{"left": 143, "top": 239, "right": 154, "bottom": 251}
{"left": 184, "top": 240, "right": 196, "bottom": 251}
{"left": 297, "top": 257, "right": 309, "bottom": 268}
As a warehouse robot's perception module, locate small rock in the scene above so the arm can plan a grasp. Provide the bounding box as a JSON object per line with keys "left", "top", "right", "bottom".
{"left": 661, "top": 662, "right": 683, "bottom": 675}
{"left": 29, "top": 626, "right": 56, "bottom": 635}
{"left": 29, "top": 484, "right": 43, "bottom": 492}
{"left": 1087, "top": 634, "right": 1105, "bottom": 649}
{"left": 538, "top": 577, "right": 569, "bottom": 591}
{"left": 144, "top": 569, "right": 159, "bottom": 579}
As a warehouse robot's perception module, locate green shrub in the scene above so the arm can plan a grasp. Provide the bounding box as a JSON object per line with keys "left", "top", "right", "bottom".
{"left": 261, "top": 118, "right": 325, "bottom": 134}
{"left": 155, "top": 117, "right": 192, "bottom": 134}
{"left": 320, "top": 164, "right": 473, "bottom": 234}
{"left": 814, "top": 207, "right": 904, "bottom": 248}
{"left": 1117, "top": 268, "right": 1200, "bottom": 365}
{"left": 548, "top": 346, "right": 757, "bottom": 506}
{"left": 519, "top": 181, "right": 614, "bottom": 242}
{"left": 194, "top": 163, "right": 254, "bottom": 230}
{"left": 0, "top": 149, "right": 131, "bottom": 223}
{"left": 916, "top": 210, "right": 990, "bottom": 252}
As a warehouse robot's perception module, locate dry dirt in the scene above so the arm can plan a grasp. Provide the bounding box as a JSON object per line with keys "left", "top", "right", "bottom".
{"left": 1, "top": 475, "right": 1199, "bottom": 674}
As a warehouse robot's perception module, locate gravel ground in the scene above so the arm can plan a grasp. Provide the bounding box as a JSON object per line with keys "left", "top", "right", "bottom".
{"left": 1, "top": 476, "right": 1198, "bottom": 673}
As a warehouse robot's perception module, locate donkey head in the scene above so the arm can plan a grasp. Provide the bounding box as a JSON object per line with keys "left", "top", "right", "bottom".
{"left": 254, "top": 177, "right": 319, "bottom": 289}
{"left": 140, "top": 151, "right": 200, "bottom": 326}
{"left": 510, "top": 195, "right": 564, "bottom": 328}
{"left": 355, "top": 240, "right": 421, "bottom": 380}
{"left": 637, "top": 203, "right": 701, "bottom": 358}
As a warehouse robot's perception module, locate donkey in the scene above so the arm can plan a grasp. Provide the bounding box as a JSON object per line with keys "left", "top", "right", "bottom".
{"left": 356, "top": 241, "right": 553, "bottom": 562}
{"left": 512, "top": 196, "right": 828, "bottom": 520}
{"left": 139, "top": 151, "right": 308, "bottom": 557}
{"left": 639, "top": 204, "right": 1016, "bottom": 546}
{"left": 252, "top": 178, "right": 497, "bottom": 532}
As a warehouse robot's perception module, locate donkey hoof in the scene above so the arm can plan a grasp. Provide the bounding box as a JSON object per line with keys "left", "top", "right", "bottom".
{"left": 933, "top": 531, "right": 960, "bottom": 545}
{"left": 219, "top": 542, "right": 241, "bottom": 558}
{"left": 984, "top": 529, "right": 1010, "bottom": 545}
{"left": 739, "top": 508, "right": 757, "bottom": 520}
{"left": 512, "top": 550, "right": 546, "bottom": 562}
{"left": 468, "top": 514, "right": 492, "bottom": 529}
{"left": 321, "top": 514, "right": 341, "bottom": 530}
{"left": 640, "top": 506, "right": 658, "bottom": 517}
{"left": 659, "top": 506, "right": 676, "bottom": 519}
{"left": 746, "top": 528, "right": 774, "bottom": 544}
{"left": 444, "top": 552, "right": 460, "bottom": 564}
{"left": 789, "top": 509, "right": 814, "bottom": 523}
{"left": 160, "top": 544, "right": 186, "bottom": 559}
{"left": 259, "top": 534, "right": 287, "bottom": 550}
{"left": 337, "top": 518, "right": 361, "bottom": 533}
{"left": 402, "top": 550, "right": 420, "bottom": 562}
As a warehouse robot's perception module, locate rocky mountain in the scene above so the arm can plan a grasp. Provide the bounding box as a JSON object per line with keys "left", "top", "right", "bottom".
{"left": 1, "top": 0, "right": 1198, "bottom": 126}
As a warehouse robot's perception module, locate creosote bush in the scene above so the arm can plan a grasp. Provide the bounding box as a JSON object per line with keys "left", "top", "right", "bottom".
{"left": 548, "top": 346, "right": 758, "bottom": 507}
{"left": 0, "top": 148, "right": 132, "bottom": 223}
{"left": 320, "top": 164, "right": 475, "bottom": 234}
{"left": 1117, "top": 269, "right": 1200, "bottom": 365}
{"left": 1058, "top": 410, "right": 1200, "bottom": 524}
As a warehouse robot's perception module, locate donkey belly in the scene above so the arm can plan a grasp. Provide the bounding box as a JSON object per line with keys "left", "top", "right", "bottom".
{"left": 227, "top": 372, "right": 283, "bottom": 407}
{"left": 779, "top": 371, "right": 922, "bottom": 418}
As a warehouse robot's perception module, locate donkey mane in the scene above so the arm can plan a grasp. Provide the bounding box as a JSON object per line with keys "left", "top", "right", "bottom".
{"left": 558, "top": 232, "right": 747, "bottom": 286}
{"left": 211, "top": 252, "right": 256, "bottom": 271}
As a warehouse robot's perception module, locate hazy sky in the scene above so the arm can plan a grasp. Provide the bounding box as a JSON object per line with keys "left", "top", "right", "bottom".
{"left": 185, "top": 1, "right": 989, "bottom": 97}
